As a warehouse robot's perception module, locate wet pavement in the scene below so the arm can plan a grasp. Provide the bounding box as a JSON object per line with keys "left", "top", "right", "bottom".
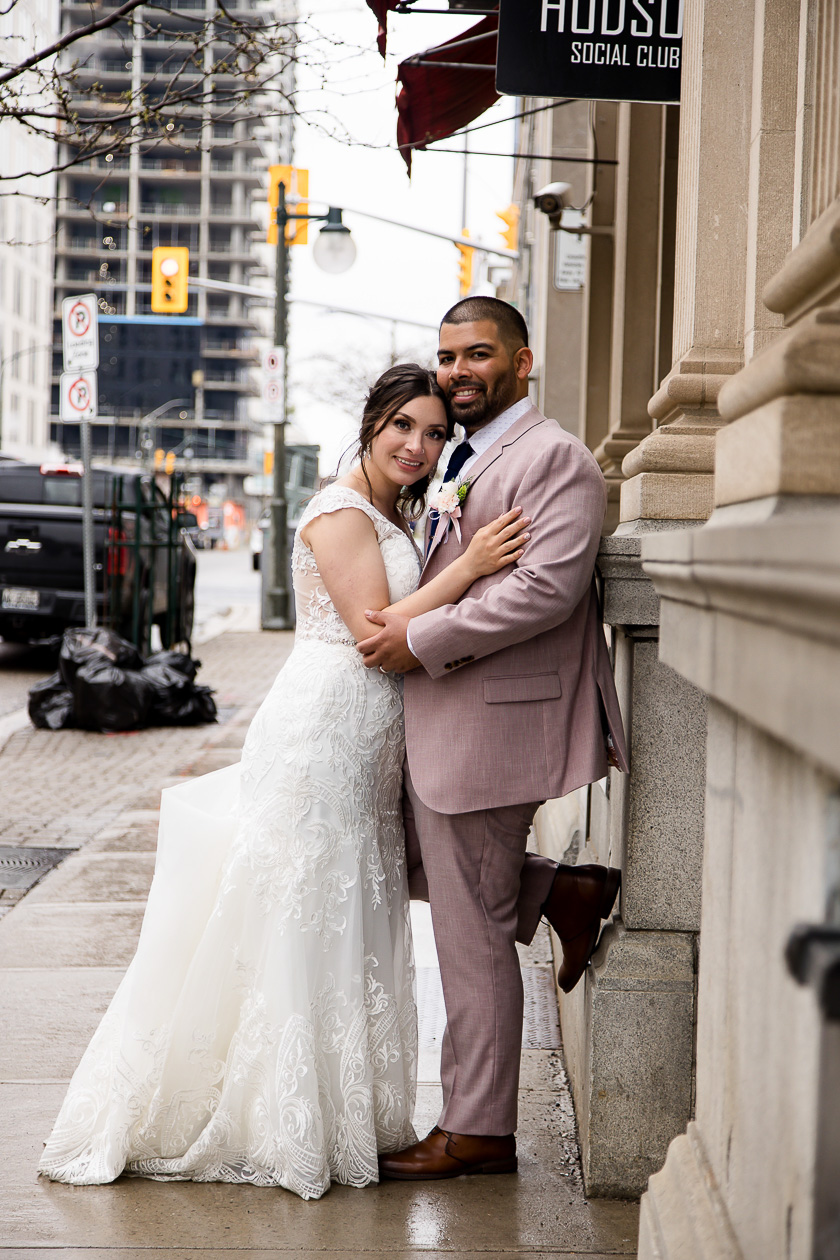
{"left": 0, "top": 609, "right": 639, "bottom": 1259}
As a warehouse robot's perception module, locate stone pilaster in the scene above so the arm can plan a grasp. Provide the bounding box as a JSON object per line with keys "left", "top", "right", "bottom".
{"left": 618, "top": 0, "right": 757, "bottom": 528}
{"left": 592, "top": 103, "right": 677, "bottom": 531}
{"left": 536, "top": 537, "right": 706, "bottom": 1197}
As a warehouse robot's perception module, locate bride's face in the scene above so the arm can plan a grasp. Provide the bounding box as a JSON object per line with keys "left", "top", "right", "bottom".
{"left": 369, "top": 395, "right": 448, "bottom": 487}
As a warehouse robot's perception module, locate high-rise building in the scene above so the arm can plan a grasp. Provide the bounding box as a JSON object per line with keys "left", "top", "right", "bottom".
{"left": 49, "top": 0, "right": 296, "bottom": 496}
{"left": 0, "top": 0, "right": 59, "bottom": 459}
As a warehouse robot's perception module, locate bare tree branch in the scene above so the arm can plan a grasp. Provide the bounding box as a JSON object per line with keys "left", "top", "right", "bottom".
{"left": 0, "top": 0, "right": 148, "bottom": 85}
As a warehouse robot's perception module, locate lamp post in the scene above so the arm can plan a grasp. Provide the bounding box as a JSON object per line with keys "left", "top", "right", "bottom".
{"left": 263, "top": 184, "right": 356, "bottom": 632}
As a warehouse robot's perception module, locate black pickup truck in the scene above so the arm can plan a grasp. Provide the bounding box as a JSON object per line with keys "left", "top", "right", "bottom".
{"left": 0, "top": 461, "right": 197, "bottom": 647}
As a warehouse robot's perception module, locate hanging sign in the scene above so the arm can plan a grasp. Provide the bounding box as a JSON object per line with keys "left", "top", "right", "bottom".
{"left": 62, "top": 293, "right": 99, "bottom": 372}
{"left": 554, "top": 211, "right": 588, "bottom": 290}
{"left": 60, "top": 371, "right": 98, "bottom": 420}
{"left": 496, "top": 0, "right": 682, "bottom": 104}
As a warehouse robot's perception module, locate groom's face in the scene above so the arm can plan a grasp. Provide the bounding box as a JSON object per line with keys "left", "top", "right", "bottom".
{"left": 436, "top": 320, "right": 525, "bottom": 434}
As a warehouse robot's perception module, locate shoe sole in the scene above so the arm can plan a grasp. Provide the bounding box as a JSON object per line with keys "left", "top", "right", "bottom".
{"left": 600, "top": 867, "right": 621, "bottom": 919}
{"left": 379, "top": 1158, "right": 518, "bottom": 1180}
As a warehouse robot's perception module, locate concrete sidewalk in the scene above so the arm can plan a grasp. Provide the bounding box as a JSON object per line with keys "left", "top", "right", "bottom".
{"left": 0, "top": 627, "right": 638, "bottom": 1258}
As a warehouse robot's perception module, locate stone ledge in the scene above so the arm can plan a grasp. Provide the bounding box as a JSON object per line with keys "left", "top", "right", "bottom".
{"left": 641, "top": 515, "right": 840, "bottom": 776}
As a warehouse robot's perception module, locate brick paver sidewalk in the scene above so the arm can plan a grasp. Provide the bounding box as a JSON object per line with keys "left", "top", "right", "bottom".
{"left": 0, "top": 630, "right": 293, "bottom": 917}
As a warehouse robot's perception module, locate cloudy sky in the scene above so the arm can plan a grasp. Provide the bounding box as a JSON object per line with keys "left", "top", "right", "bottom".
{"left": 277, "top": 1, "right": 516, "bottom": 473}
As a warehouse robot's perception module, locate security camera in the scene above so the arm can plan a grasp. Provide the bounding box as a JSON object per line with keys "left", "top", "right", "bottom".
{"left": 533, "top": 182, "right": 571, "bottom": 219}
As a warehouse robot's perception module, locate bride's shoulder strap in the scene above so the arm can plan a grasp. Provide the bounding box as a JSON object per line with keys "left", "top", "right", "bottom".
{"left": 297, "top": 484, "right": 382, "bottom": 535}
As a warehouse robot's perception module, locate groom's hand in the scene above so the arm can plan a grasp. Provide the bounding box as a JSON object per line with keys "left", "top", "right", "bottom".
{"left": 357, "top": 610, "right": 420, "bottom": 672}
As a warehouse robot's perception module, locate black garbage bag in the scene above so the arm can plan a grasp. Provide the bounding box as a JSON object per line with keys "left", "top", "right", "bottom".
{"left": 143, "top": 650, "right": 199, "bottom": 683}
{"left": 28, "top": 672, "right": 76, "bottom": 730}
{"left": 141, "top": 659, "right": 217, "bottom": 725}
{"left": 59, "top": 627, "right": 143, "bottom": 688}
{"left": 73, "top": 660, "right": 153, "bottom": 733}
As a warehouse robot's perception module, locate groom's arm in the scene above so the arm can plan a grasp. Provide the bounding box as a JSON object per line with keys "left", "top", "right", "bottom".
{"left": 405, "top": 443, "right": 606, "bottom": 679}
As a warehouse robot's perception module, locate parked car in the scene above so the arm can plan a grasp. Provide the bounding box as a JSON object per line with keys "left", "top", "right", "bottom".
{"left": 0, "top": 461, "right": 197, "bottom": 647}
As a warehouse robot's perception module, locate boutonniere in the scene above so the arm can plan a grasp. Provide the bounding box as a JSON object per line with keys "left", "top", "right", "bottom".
{"left": 426, "top": 478, "right": 471, "bottom": 558}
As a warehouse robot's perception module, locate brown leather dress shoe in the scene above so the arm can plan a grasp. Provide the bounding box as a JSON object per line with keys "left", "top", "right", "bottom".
{"left": 541, "top": 863, "right": 621, "bottom": 993}
{"left": 378, "top": 1126, "right": 517, "bottom": 1180}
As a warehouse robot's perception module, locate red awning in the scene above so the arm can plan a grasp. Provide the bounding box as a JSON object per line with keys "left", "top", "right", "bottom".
{"left": 396, "top": 15, "right": 500, "bottom": 174}
{"left": 366, "top": 0, "right": 401, "bottom": 57}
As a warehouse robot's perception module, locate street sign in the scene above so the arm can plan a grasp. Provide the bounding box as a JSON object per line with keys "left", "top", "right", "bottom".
{"left": 62, "top": 294, "right": 99, "bottom": 372}
{"left": 554, "top": 211, "right": 588, "bottom": 291}
{"left": 496, "top": 0, "right": 682, "bottom": 104}
{"left": 60, "top": 371, "right": 98, "bottom": 420}
{"left": 263, "top": 378, "right": 282, "bottom": 405}
{"left": 263, "top": 348, "right": 284, "bottom": 377}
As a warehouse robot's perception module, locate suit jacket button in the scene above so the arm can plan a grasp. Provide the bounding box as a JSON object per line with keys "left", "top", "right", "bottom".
{"left": 444, "top": 662, "right": 452, "bottom": 670}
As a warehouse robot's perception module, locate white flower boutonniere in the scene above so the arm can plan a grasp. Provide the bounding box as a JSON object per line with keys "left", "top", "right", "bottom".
{"left": 427, "top": 478, "right": 471, "bottom": 557}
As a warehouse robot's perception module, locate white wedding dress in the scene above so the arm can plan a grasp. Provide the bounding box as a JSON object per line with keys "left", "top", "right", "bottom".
{"left": 39, "top": 486, "right": 420, "bottom": 1200}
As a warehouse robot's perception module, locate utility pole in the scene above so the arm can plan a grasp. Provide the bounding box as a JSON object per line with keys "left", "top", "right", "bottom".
{"left": 262, "top": 182, "right": 293, "bottom": 630}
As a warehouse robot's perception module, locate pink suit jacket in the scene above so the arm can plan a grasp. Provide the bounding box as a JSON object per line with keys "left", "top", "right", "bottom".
{"left": 404, "top": 405, "right": 629, "bottom": 815}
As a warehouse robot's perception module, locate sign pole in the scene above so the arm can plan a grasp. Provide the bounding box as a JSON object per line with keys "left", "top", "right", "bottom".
{"left": 79, "top": 418, "right": 96, "bottom": 628}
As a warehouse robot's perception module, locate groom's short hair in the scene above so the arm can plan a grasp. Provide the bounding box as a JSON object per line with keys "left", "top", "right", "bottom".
{"left": 440, "top": 297, "right": 529, "bottom": 351}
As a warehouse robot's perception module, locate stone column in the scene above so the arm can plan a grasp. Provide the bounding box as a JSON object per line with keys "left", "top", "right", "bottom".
{"left": 593, "top": 103, "right": 678, "bottom": 532}
{"left": 618, "top": 0, "right": 757, "bottom": 528}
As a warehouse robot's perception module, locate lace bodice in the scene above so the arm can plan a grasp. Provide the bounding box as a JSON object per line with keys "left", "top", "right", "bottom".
{"left": 292, "top": 485, "right": 422, "bottom": 645}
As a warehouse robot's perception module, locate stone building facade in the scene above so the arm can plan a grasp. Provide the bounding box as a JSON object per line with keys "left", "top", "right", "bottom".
{"left": 502, "top": 1, "right": 840, "bottom": 1252}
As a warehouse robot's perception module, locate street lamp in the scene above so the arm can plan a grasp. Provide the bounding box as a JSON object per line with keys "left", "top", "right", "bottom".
{"left": 263, "top": 186, "right": 359, "bottom": 631}
{"left": 312, "top": 208, "right": 357, "bottom": 275}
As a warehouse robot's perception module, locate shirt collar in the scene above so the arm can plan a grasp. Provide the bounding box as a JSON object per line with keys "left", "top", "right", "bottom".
{"left": 465, "top": 395, "right": 534, "bottom": 457}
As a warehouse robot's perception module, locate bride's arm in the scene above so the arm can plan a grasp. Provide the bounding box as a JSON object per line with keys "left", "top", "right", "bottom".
{"left": 385, "top": 507, "right": 530, "bottom": 618}
{"left": 304, "top": 506, "right": 530, "bottom": 642}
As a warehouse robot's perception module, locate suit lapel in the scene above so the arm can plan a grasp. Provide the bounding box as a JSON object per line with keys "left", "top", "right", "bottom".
{"left": 462, "top": 405, "right": 547, "bottom": 491}
{"left": 420, "top": 406, "right": 548, "bottom": 576}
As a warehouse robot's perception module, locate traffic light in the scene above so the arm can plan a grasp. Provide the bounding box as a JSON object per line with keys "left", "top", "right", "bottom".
{"left": 456, "top": 230, "right": 474, "bottom": 297}
{"left": 497, "top": 203, "right": 520, "bottom": 252}
{"left": 154, "top": 448, "right": 164, "bottom": 470}
{"left": 263, "top": 449, "right": 274, "bottom": 476}
{"left": 164, "top": 451, "right": 176, "bottom": 475}
{"left": 151, "top": 246, "right": 189, "bottom": 314}
{"left": 268, "top": 165, "right": 309, "bottom": 246}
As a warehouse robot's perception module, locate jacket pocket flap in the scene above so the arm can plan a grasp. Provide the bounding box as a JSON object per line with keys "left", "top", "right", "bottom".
{"left": 483, "top": 672, "right": 562, "bottom": 704}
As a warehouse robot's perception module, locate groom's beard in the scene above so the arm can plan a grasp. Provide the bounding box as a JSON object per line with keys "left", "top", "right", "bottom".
{"left": 448, "top": 371, "right": 518, "bottom": 432}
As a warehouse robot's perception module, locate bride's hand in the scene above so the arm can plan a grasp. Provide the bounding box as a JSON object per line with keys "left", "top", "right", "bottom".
{"left": 463, "top": 507, "right": 531, "bottom": 579}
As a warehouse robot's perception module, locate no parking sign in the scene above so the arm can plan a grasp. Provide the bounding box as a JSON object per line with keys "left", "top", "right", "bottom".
{"left": 62, "top": 293, "right": 99, "bottom": 372}
{"left": 60, "top": 371, "right": 98, "bottom": 420}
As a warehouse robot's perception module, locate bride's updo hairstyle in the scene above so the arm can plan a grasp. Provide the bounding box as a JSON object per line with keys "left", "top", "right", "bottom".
{"left": 357, "top": 362, "right": 451, "bottom": 519}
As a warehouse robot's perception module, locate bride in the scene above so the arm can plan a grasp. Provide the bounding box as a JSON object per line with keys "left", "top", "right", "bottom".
{"left": 39, "top": 363, "right": 529, "bottom": 1201}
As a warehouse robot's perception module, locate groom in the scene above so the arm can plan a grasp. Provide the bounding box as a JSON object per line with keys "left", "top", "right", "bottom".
{"left": 358, "top": 297, "right": 628, "bottom": 1180}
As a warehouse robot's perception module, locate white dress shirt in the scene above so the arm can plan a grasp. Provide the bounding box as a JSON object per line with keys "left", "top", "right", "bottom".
{"left": 405, "top": 395, "right": 533, "bottom": 657}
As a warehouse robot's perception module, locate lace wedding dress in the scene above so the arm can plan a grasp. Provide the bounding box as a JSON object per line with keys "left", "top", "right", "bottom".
{"left": 39, "top": 486, "right": 420, "bottom": 1200}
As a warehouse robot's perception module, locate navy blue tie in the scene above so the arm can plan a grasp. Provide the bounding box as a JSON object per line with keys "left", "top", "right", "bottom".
{"left": 442, "top": 440, "right": 474, "bottom": 484}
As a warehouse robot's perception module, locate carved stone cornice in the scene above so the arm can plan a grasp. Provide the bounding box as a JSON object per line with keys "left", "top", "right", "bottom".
{"left": 763, "top": 198, "right": 840, "bottom": 325}
{"left": 717, "top": 305, "right": 840, "bottom": 422}
{"left": 648, "top": 350, "right": 743, "bottom": 426}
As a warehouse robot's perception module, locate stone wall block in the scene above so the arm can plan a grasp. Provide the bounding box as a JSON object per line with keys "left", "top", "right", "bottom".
{"left": 622, "top": 431, "right": 716, "bottom": 478}
{"left": 620, "top": 472, "right": 715, "bottom": 524}
{"left": 572, "top": 924, "right": 696, "bottom": 1197}
{"left": 622, "top": 639, "right": 706, "bottom": 932}
{"left": 715, "top": 393, "right": 840, "bottom": 505}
